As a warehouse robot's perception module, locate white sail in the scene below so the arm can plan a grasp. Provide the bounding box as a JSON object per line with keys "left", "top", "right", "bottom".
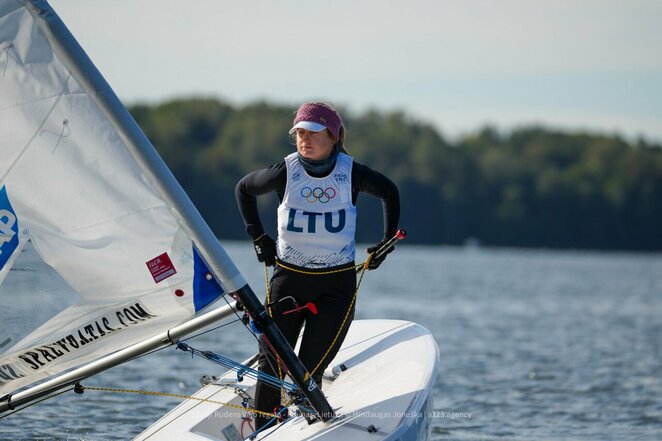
{"left": 0, "top": 0, "right": 246, "bottom": 398}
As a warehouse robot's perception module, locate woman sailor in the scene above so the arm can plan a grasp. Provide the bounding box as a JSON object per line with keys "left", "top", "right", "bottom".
{"left": 235, "top": 102, "right": 400, "bottom": 428}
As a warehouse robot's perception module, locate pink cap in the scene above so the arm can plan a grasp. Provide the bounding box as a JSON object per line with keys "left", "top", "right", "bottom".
{"left": 289, "top": 103, "right": 342, "bottom": 140}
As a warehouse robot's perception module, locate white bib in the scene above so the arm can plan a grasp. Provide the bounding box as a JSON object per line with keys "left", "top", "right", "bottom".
{"left": 277, "top": 152, "right": 357, "bottom": 268}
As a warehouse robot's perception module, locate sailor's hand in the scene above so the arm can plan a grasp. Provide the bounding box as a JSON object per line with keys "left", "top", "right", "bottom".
{"left": 253, "top": 234, "right": 277, "bottom": 266}
{"left": 366, "top": 239, "right": 394, "bottom": 270}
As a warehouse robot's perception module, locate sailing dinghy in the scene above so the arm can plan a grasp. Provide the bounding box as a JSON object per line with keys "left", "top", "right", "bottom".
{"left": 0, "top": 1, "right": 440, "bottom": 439}
{"left": 137, "top": 319, "right": 439, "bottom": 440}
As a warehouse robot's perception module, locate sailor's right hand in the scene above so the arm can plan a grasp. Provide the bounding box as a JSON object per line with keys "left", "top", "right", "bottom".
{"left": 253, "top": 234, "right": 277, "bottom": 266}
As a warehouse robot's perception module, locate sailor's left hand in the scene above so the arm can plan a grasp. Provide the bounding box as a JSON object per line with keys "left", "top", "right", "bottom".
{"left": 366, "top": 239, "right": 394, "bottom": 270}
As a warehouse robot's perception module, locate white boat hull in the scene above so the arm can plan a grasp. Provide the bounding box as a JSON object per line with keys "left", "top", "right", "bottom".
{"left": 136, "top": 319, "right": 440, "bottom": 440}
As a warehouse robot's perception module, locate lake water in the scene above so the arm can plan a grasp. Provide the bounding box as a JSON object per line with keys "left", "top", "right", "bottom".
{"left": 2, "top": 243, "right": 661, "bottom": 440}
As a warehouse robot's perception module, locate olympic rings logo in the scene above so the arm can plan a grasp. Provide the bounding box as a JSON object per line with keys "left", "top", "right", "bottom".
{"left": 301, "top": 186, "right": 336, "bottom": 203}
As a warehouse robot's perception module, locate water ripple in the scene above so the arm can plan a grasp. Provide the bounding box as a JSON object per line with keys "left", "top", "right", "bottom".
{"left": 2, "top": 244, "right": 661, "bottom": 441}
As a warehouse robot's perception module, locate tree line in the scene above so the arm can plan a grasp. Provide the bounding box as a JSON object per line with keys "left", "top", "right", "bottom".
{"left": 129, "top": 97, "right": 662, "bottom": 251}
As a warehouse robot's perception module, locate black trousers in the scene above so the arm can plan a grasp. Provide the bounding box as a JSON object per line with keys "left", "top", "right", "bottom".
{"left": 254, "top": 262, "right": 356, "bottom": 427}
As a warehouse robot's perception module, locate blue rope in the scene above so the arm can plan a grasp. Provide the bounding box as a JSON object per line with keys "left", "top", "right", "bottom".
{"left": 176, "top": 342, "right": 297, "bottom": 393}
{"left": 176, "top": 342, "right": 310, "bottom": 440}
{"left": 249, "top": 406, "right": 292, "bottom": 440}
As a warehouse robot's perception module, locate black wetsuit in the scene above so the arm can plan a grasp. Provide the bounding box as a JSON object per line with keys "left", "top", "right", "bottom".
{"left": 235, "top": 159, "right": 399, "bottom": 426}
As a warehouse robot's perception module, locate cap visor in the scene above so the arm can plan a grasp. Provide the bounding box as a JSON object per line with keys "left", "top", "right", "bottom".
{"left": 289, "top": 121, "right": 327, "bottom": 134}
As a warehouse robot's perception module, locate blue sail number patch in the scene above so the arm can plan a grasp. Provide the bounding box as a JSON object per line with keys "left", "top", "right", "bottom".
{"left": 0, "top": 186, "right": 19, "bottom": 271}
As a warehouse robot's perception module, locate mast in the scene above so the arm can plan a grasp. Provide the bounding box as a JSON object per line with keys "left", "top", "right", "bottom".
{"left": 1, "top": 0, "right": 334, "bottom": 421}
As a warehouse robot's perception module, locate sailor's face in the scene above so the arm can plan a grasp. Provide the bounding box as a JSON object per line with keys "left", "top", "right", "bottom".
{"left": 296, "top": 128, "right": 336, "bottom": 161}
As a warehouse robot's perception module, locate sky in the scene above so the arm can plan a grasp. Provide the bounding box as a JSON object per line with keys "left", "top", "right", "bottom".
{"left": 50, "top": 0, "right": 662, "bottom": 143}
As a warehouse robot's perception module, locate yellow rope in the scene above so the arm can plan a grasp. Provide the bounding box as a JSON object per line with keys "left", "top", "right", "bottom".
{"left": 264, "top": 264, "right": 287, "bottom": 405}
{"left": 275, "top": 260, "right": 363, "bottom": 275}
{"left": 82, "top": 255, "right": 376, "bottom": 426}
{"left": 264, "top": 255, "right": 373, "bottom": 379}
{"left": 80, "top": 385, "right": 277, "bottom": 419}
{"left": 82, "top": 259, "right": 375, "bottom": 424}
{"left": 311, "top": 255, "right": 372, "bottom": 376}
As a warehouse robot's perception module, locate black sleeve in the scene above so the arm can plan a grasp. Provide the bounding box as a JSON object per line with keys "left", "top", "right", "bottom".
{"left": 352, "top": 161, "right": 400, "bottom": 240}
{"left": 235, "top": 161, "right": 287, "bottom": 240}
